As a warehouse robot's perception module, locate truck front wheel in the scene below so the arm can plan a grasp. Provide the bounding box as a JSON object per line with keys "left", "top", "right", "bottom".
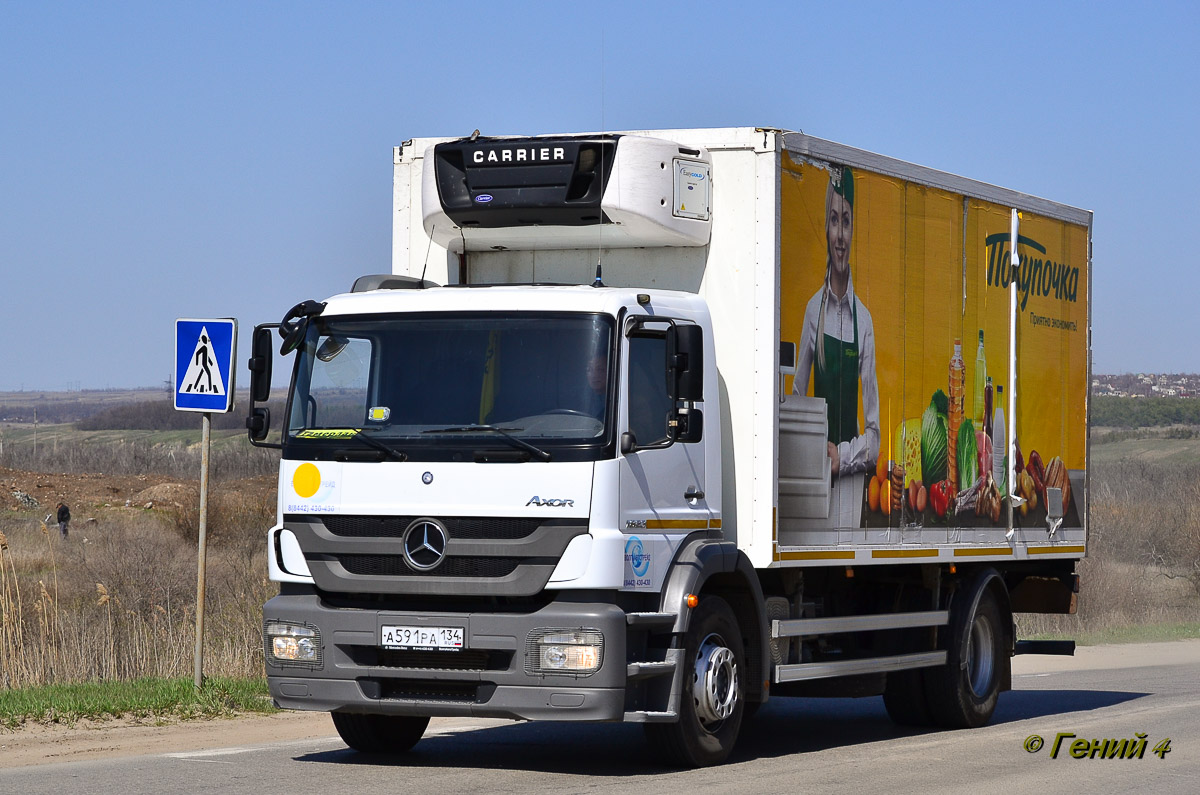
{"left": 332, "top": 712, "right": 430, "bottom": 754}
{"left": 645, "top": 595, "right": 745, "bottom": 767}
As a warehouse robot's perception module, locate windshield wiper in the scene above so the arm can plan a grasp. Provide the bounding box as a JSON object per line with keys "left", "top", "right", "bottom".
{"left": 346, "top": 429, "right": 408, "bottom": 462}
{"left": 423, "top": 424, "right": 552, "bottom": 462}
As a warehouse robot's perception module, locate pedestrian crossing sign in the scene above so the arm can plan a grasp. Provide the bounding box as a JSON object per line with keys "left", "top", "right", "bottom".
{"left": 174, "top": 318, "right": 237, "bottom": 413}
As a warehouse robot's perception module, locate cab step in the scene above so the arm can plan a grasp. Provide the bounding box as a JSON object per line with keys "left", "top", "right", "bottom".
{"left": 626, "top": 612, "right": 676, "bottom": 628}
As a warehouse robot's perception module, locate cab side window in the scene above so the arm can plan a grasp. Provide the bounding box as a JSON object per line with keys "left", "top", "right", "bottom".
{"left": 627, "top": 333, "right": 672, "bottom": 445}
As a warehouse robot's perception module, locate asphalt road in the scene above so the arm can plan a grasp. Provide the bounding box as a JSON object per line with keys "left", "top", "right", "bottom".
{"left": 3, "top": 641, "right": 1197, "bottom": 794}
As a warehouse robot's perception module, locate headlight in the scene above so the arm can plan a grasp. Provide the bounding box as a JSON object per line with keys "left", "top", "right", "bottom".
{"left": 264, "top": 621, "right": 322, "bottom": 666}
{"left": 526, "top": 628, "right": 604, "bottom": 676}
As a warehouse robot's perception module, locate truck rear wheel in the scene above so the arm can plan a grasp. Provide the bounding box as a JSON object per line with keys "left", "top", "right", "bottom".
{"left": 923, "top": 580, "right": 1004, "bottom": 728}
{"left": 645, "top": 595, "right": 745, "bottom": 767}
{"left": 332, "top": 712, "right": 430, "bottom": 754}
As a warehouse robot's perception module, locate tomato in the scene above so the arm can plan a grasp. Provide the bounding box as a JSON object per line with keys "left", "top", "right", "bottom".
{"left": 930, "top": 479, "right": 952, "bottom": 519}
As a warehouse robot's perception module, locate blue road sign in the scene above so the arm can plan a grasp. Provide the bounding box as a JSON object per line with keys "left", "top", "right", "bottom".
{"left": 175, "top": 318, "right": 237, "bottom": 413}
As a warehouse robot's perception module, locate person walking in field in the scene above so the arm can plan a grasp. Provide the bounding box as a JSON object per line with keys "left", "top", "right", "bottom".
{"left": 56, "top": 502, "right": 70, "bottom": 538}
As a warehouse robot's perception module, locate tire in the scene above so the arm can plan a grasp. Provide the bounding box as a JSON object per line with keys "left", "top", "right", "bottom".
{"left": 923, "top": 581, "right": 1005, "bottom": 729}
{"left": 332, "top": 712, "right": 430, "bottom": 754}
{"left": 645, "top": 596, "right": 746, "bottom": 767}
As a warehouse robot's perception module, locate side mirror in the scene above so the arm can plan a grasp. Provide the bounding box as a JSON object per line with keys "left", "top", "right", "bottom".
{"left": 676, "top": 409, "right": 703, "bottom": 443}
{"left": 246, "top": 407, "right": 271, "bottom": 441}
{"left": 278, "top": 299, "right": 326, "bottom": 355}
{"left": 620, "top": 432, "right": 637, "bottom": 455}
{"left": 674, "top": 325, "right": 704, "bottom": 402}
{"left": 246, "top": 322, "right": 282, "bottom": 448}
{"left": 249, "top": 326, "right": 274, "bottom": 402}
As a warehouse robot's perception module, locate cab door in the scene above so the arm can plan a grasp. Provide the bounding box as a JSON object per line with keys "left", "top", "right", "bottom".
{"left": 618, "top": 321, "right": 710, "bottom": 584}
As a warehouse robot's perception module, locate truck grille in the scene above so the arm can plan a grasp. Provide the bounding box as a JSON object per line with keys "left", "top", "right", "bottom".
{"left": 379, "top": 680, "right": 482, "bottom": 704}
{"left": 321, "top": 515, "right": 546, "bottom": 540}
{"left": 283, "top": 514, "right": 588, "bottom": 597}
{"left": 339, "top": 555, "right": 520, "bottom": 578}
{"left": 348, "top": 647, "right": 511, "bottom": 672}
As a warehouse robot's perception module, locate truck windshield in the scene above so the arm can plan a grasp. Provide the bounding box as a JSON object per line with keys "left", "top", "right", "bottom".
{"left": 285, "top": 312, "right": 615, "bottom": 461}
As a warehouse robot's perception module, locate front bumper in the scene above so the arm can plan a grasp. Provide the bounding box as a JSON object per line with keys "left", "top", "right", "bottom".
{"left": 264, "top": 591, "right": 627, "bottom": 721}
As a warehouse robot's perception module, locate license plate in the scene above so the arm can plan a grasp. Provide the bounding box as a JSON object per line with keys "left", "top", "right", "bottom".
{"left": 381, "top": 624, "right": 464, "bottom": 651}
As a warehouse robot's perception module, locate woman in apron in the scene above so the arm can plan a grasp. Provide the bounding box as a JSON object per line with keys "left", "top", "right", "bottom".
{"left": 793, "top": 166, "right": 880, "bottom": 477}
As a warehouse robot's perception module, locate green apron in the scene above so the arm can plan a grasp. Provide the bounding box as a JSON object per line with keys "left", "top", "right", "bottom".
{"left": 814, "top": 298, "right": 860, "bottom": 445}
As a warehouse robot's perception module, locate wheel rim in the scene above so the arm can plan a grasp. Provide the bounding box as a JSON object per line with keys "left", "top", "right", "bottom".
{"left": 693, "top": 633, "right": 739, "bottom": 727}
{"left": 966, "top": 611, "right": 995, "bottom": 698}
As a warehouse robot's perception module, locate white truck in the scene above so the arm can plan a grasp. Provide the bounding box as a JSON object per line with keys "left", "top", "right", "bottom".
{"left": 248, "top": 127, "right": 1090, "bottom": 766}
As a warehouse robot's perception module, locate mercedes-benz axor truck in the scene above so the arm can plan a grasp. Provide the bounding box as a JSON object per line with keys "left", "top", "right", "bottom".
{"left": 248, "top": 127, "right": 1091, "bottom": 767}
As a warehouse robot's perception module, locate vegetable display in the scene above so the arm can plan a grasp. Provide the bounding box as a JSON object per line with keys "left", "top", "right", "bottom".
{"left": 920, "top": 393, "right": 949, "bottom": 487}
{"left": 867, "top": 391, "right": 1074, "bottom": 529}
{"left": 929, "top": 479, "right": 952, "bottom": 519}
{"left": 956, "top": 419, "right": 978, "bottom": 492}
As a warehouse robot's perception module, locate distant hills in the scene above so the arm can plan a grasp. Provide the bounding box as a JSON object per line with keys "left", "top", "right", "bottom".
{"left": 2, "top": 381, "right": 1198, "bottom": 431}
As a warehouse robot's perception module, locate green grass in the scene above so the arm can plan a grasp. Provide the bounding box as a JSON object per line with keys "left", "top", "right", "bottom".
{"left": 0, "top": 677, "right": 277, "bottom": 728}
{"left": 1029, "top": 621, "right": 1200, "bottom": 646}
{"left": 1090, "top": 432, "right": 1200, "bottom": 466}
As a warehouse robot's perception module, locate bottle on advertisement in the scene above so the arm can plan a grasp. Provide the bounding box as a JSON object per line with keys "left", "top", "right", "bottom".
{"left": 973, "top": 330, "right": 987, "bottom": 427}
{"left": 948, "top": 339, "right": 964, "bottom": 487}
{"left": 983, "top": 376, "right": 993, "bottom": 439}
{"left": 992, "top": 385, "right": 1006, "bottom": 493}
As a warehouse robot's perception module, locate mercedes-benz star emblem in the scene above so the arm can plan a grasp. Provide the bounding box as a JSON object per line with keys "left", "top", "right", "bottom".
{"left": 402, "top": 519, "right": 448, "bottom": 571}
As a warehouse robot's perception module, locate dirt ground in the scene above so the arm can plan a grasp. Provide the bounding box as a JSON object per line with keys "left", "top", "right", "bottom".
{"left": 1, "top": 466, "right": 276, "bottom": 515}
{"left": 0, "top": 711, "right": 337, "bottom": 768}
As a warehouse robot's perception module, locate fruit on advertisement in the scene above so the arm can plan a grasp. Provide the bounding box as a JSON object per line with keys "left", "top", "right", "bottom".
{"left": 893, "top": 418, "right": 922, "bottom": 489}
{"left": 929, "top": 480, "right": 951, "bottom": 519}
{"left": 868, "top": 476, "right": 881, "bottom": 512}
{"left": 1016, "top": 469, "right": 1038, "bottom": 516}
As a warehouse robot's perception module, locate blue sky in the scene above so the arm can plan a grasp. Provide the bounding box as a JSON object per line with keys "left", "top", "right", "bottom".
{"left": 2, "top": 1, "right": 1197, "bottom": 390}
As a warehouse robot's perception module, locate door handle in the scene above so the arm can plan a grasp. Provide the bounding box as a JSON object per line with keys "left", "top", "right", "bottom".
{"left": 685, "top": 487, "right": 705, "bottom": 501}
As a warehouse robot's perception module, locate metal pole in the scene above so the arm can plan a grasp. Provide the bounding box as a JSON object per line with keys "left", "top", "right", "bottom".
{"left": 194, "top": 412, "right": 211, "bottom": 690}
{"left": 1006, "top": 210, "right": 1020, "bottom": 537}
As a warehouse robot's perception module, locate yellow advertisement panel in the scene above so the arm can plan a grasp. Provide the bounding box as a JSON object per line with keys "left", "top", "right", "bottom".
{"left": 780, "top": 152, "right": 1087, "bottom": 532}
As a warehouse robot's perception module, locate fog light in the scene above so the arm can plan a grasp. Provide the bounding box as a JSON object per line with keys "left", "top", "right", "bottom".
{"left": 526, "top": 628, "right": 603, "bottom": 676}
{"left": 265, "top": 621, "right": 321, "bottom": 666}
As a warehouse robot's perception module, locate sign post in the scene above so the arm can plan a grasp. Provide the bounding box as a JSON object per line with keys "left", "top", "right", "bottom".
{"left": 174, "top": 318, "right": 237, "bottom": 690}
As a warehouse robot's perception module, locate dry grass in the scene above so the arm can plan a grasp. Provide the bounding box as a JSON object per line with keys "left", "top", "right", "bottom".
{"left": 0, "top": 433, "right": 279, "bottom": 481}
{"left": 1018, "top": 457, "right": 1200, "bottom": 639}
{"left": 0, "top": 496, "right": 275, "bottom": 690}
{"left": 4, "top": 434, "right": 1200, "bottom": 689}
